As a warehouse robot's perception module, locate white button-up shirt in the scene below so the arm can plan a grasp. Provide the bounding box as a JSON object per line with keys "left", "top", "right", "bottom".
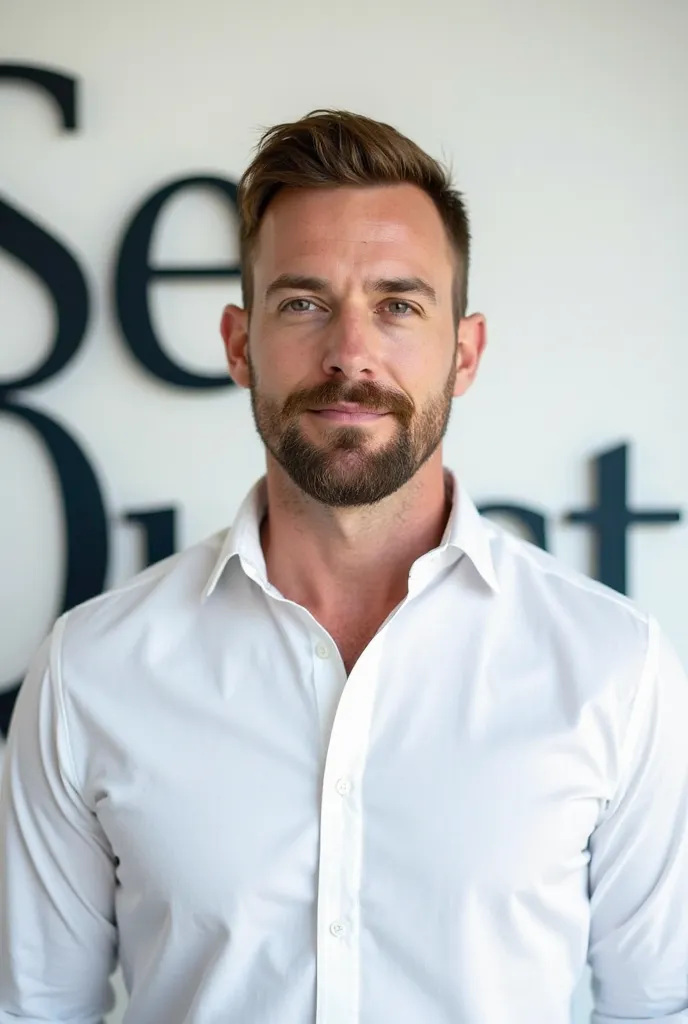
{"left": 2, "top": 472, "right": 688, "bottom": 1024}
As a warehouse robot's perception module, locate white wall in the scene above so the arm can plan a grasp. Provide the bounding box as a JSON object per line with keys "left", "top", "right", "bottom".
{"left": 2, "top": 1, "right": 688, "bottom": 1021}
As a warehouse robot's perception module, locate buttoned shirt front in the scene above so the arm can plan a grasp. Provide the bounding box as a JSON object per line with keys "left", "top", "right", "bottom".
{"left": 1, "top": 472, "right": 687, "bottom": 1024}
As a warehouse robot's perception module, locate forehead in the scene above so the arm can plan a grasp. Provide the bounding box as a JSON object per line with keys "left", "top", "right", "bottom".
{"left": 253, "top": 183, "right": 455, "bottom": 289}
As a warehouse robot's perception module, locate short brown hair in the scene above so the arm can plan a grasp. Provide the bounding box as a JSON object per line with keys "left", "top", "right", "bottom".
{"left": 237, "top": 109, "right": 471, "bottom": 322}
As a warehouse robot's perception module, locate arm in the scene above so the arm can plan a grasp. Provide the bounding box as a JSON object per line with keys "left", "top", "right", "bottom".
{"left": 588, "top": 616, "right": 688, "bottom": 1022}
{"left": 0, "top": 618, "right": 118, "bottom": 1022}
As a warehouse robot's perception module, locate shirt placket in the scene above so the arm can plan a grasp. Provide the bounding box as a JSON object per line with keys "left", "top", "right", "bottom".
{"left": 313, "top": 631, "right": 384, "bottom": 1024}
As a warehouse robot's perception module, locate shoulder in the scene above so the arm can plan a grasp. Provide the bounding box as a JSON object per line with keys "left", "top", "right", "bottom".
{"left": 485, "top": 514, "right": 648, "bottom": 621}
{"left": 482, "top": 515, "right": 652, "bottom": 668}
{"left": 55, "top": 528, "right": 229, "bottom": 662}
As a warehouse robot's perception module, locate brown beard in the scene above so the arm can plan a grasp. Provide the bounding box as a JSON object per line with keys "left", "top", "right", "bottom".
{"left": 248, "top": 356, "right": 456, "bottom": 507}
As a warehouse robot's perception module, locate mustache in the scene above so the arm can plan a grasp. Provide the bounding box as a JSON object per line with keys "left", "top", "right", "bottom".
{"left": 281, "top": 380, "right": 415, "bottom": 425}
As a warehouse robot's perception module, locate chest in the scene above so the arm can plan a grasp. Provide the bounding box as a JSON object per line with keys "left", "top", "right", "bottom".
{"left": 329, "top": 625, "right": 379, "bottom": 674}
{"left": 93, "top": 657, "right": 606, "bottom": 929}
{"left": 317, "top": 607, "right": 401, "bottom": 675}
{"left": 84, "top": 587, "right": 617, "bottom": 944}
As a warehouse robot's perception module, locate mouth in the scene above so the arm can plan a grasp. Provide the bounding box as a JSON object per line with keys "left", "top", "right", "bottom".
{"left": 307, "top": 404, "right": 390, "bottom": 424}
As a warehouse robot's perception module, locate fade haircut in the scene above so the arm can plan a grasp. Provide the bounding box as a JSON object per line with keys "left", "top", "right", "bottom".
{"left": 236, "top": 109, "right": 471, "bottom": 324}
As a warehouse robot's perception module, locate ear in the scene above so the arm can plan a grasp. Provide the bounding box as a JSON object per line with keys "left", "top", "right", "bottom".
{"left": 220, "top": 304, "right": 250, "bottom": 388}
{"left": 453, "top": 312, "right": 487, "bottom": 398}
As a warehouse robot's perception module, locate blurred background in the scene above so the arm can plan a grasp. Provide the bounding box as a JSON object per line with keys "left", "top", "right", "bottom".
{"left": 2, "top": 1, "right": 687, "bottom": 1020}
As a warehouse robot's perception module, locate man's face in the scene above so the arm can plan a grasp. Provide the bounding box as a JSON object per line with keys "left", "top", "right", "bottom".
{"left": 222, "top": 183, "right": 484, "bottom": 507}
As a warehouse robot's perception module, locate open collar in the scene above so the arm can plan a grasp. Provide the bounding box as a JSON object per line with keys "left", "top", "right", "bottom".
{"left": 202, "top": 470, "right": 499, "bottom": 601}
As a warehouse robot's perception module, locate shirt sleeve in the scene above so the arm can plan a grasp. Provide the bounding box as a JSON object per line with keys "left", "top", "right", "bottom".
{"left": 0, "top": 617, "right": 118, "bottom": 1022}
{"left": 587, "top": 615, "right": 688, "bottom": 1022}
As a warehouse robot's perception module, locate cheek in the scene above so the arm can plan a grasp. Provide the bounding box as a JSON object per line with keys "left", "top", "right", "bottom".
{"left": 391, "top": 347, "right": 452, "bottom": 401}
{"left": 251, "top": 323, "right": 316, "bottom": 386}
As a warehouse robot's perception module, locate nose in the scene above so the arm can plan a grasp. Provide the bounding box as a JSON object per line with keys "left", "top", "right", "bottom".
{"left": 321, "top": 307, "right": 378, "bottom": 380}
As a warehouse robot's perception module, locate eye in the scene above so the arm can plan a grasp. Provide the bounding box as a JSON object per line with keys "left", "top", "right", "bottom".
{"left": 281, "top": 298, "right": 320, "bottom": 313}
{"left": 382, "top": 300, "right": 415, "bottom": 317}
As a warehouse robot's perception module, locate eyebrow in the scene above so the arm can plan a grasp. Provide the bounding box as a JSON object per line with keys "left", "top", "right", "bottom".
{"left": 264, "top": 274, "right": 437, "bottom": 304}
{"left": 265, "top": 275, "right": 329, "bottom": 300}
{"left": 369, "top": 277, "right": 437, "bottom": 304}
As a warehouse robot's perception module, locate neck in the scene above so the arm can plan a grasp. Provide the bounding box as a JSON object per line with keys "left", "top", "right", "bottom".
{"left": 260, "top": 450, "right": 452, "bottom": 621}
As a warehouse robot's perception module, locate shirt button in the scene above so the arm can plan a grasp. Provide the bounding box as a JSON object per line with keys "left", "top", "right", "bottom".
{"left": 330, "top": 920, "right": 346, "bottom": 938}
{"left": 335, "top": 778, "right": 352, "bottom": 796}
{"left": 315, "top": 642, "right": 331, "bottom": 659}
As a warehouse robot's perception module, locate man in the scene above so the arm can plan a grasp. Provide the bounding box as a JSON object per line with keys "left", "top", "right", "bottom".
{"left": 1, "top": 109, "right": 687, "bottom": 1024}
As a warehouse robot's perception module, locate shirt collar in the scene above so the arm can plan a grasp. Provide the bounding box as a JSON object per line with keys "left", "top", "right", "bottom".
{"left": 202, "top": 477, "right": 269, "bottom": 600}
{"left": 202, "top": 469, "right": 500, "bottom": 601}
{"left": 438, "top": 471, "right": 501, "bottom": 593}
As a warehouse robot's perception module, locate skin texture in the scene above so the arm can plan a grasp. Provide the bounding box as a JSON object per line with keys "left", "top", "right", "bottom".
{"left": 221, "top": 183, "right": 486, "bottom": 671}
